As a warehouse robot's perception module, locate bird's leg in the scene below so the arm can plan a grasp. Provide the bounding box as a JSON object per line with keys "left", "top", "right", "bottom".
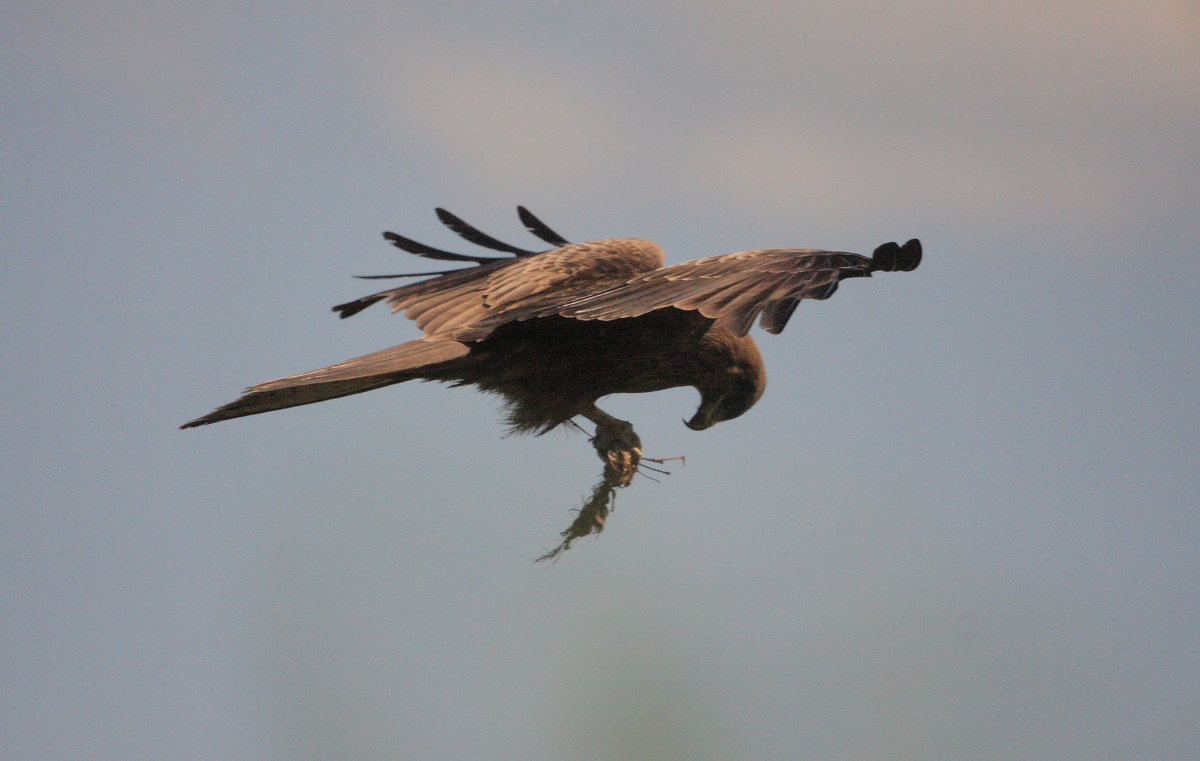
{"left": 580, "top": 404, "right": 642, "bottom": 488}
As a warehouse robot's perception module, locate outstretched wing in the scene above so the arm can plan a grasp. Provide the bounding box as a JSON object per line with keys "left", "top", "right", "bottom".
{"left": 453, "top": 239, "right": 921, "bottom": 340}
{"left": 332, "top": 207, "right": 665, "bottom": 338}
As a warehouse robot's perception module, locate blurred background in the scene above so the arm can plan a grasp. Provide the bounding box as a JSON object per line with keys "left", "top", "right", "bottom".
{"left": 2, "top": 2, "right": 1197, "bottom": 759}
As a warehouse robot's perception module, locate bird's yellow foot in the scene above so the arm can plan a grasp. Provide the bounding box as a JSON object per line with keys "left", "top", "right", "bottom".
{"left": 590, "top": 417, "right": 642, "bottom": 487}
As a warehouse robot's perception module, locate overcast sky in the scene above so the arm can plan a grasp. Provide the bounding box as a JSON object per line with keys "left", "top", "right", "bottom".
{"left": 3, "top": 2, "right": 1198, "bottom": 760}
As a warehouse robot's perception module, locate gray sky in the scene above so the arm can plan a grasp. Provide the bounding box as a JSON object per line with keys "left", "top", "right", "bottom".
{"left": 3, "top": 2, "right": 1198, "bottom": 759}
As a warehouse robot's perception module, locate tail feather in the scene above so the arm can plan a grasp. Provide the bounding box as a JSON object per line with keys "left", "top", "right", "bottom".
{"left": 181, "top": 338, "right": 469, "bottom": 428}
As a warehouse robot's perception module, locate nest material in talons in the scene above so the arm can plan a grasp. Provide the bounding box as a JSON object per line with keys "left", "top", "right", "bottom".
{"left": 535, "top": 437, "right": 642, "bottom": 562}
{"left": 535, "top": 421, "right": 686, "bottom": 562}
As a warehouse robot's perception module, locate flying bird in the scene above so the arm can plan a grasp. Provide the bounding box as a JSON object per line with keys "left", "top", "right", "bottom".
{"left": 182, "top": 208, "right": 921, "bottom": 466}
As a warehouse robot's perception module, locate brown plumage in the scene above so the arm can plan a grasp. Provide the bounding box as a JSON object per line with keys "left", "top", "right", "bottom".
{"left": 181, "top": 208, "right": 920, "bottom": 436}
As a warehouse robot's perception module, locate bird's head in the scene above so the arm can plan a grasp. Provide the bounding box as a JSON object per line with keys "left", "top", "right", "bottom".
{"left": 685, "top": 361, "right": 766, "bottom": 431}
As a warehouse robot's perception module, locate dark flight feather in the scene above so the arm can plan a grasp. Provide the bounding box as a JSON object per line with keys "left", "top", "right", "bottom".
{"left": 382, "top": 230, "right": 503, "bottom": 263}
{"left": 435, "top": 207, "right": 543, "bottom": 256}
{"left": 518, "top": 205, "right": 571, "bottom": 247}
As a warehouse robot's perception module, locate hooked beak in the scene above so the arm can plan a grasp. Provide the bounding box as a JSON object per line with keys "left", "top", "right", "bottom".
{"left": 683, "top": 411, "right": 712, "bottom": 431}
{"left": 685, "top": 389, "right": 721, "bottom": 431}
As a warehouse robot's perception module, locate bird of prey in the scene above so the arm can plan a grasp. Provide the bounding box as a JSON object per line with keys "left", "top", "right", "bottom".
{"left": 182, "top": 208, "right": 920, "bottom": 476}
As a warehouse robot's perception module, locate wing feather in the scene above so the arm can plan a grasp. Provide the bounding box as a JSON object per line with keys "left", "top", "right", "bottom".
{"left": 556, "top": 249, "right": 863, "bottom": 331}
{"left": 419, "top": 296, "right": 490, "bottom": 336}
{"left": 673, "top": 277, "right": 756, "bottom": 311}
{"left": 710, "top": 276, "right": 785, "bottom": 334}
{"left": 759, "top": 298, "right": 800, "bottom": 334}
{"left": 518, "top": 206, "right": 571, "bottom": 247}
{"left": 382, "top": 230, "right": 504, "bottom": 264}
{"left": 435, "top": 208, "right": 543, "bottom": 256}
{"left": 404, "top": 288, "right": 473, "bottom": 324}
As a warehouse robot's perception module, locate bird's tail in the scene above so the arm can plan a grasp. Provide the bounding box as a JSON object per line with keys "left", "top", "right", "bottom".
{"left": 180, "top": 337, "right": 470, "bottom": 429}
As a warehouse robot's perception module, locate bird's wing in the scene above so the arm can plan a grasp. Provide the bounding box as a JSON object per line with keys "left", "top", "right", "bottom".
{"left": 405, "top": 238, "right": 666, "bottom": 337}
{"left": 335, "top": 229, "right": 664, "bottom": 338}
{"left": 454, "top": 239, "right": 921, "bottom": 340}
{"left": 332, "top": 208, "right": 663, "bottom": 338}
